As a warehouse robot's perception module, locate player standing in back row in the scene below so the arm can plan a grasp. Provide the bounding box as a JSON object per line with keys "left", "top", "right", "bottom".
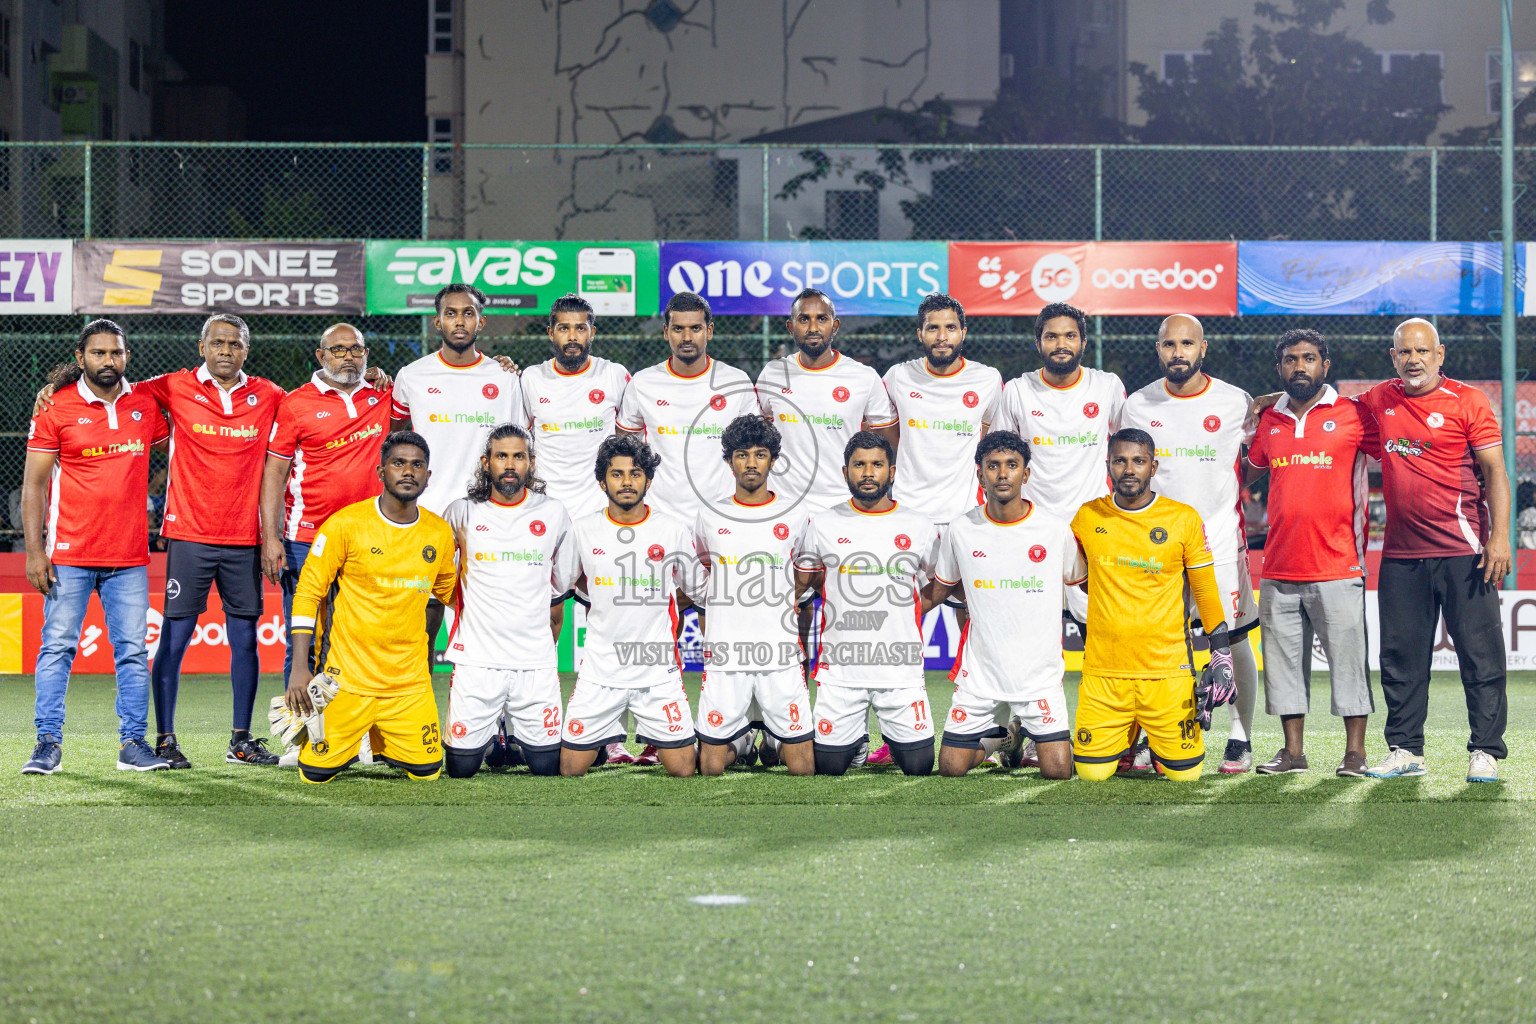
{"left": 390, "top": 283, "right": 522, "bottom": 650}
{"left": 1120, "top": 314, "right": 1259, "bottom": 774}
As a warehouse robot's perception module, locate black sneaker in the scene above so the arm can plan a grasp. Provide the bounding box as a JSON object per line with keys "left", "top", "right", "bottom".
{"left": 227, "top": 736, "right": 280, "bottom": 765}
{"left": 156, "top": 737, "right": 192, "bottom": 770}
{"left": 22, "top": 734, "right": 62, "bottom": 774}
{"left": 997, "top": 716, "right": 1027, "bottom": 768}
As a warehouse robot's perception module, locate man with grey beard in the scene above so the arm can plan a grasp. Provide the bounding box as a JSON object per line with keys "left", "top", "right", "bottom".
{"left": 260, "top": 323, "right": 395, "bottom": 692}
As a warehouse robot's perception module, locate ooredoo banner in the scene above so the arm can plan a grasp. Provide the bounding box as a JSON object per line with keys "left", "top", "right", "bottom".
{"left": 1236, "top": 241, "right": 1518, "bottom": 315}
{"left": 658, "top": 241, "right": 947, "bottom": 316}
{"left": 949, "top": 241, "right": 1237, "bottom": 315}
{"left": 74, "top": 240, "right": 365, "bottom": 314}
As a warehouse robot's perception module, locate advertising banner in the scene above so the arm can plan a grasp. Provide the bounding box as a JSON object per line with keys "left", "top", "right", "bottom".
{"left": 659, "top": 241, "right": 947, "bottom": 316}
{"left": 367, "top": 240, "right": 659, "bottom": 316}
{"left": 0, "top": 241, "right": 72, "bottom": 314}
{"left": 1236, "top": 241, "right": 1518, "bottom": 315}
{"left": 74, "top": 241, "right": 365, "bottom": 314}
{"left": 949, "top": 241, "right": 1237, "bottom": 315}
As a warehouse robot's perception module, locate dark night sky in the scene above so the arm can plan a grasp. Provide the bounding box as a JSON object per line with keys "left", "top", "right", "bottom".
{"left": 165, "top": 0, "right": 425, "bottom": 141}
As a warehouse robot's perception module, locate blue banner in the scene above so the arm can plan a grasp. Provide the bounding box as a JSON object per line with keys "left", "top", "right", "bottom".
{"left": 660, "top": 241, "right": 947, "bottom": 316}
{"left": 1237, "top": 241, "right": 1523, "bottom": 315}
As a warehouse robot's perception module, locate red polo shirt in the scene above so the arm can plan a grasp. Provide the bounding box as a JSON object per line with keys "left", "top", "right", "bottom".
{"left": 27, "top": 378, "right": 169, "bottom": 567}
{"left": 267, "top": 373, "right": 390, "bottom": 542}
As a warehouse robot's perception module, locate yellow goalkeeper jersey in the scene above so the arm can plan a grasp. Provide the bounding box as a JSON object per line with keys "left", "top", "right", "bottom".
{"left": 1069, "top": 493, "right": 1214, "bottom": 679}
{"left": 290, "top": 496, "right": 458, "bottom": 696}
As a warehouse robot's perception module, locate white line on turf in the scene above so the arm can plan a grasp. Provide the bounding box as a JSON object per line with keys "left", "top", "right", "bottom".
{"left": 687, "top": 894, "right": 751, "bottom": 906}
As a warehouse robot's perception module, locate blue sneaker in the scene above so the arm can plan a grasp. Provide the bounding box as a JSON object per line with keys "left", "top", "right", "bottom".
{"left": 21, "top": 734, "right": 62, "bottom": 775}
{"left": 116, "top": 738, "right": 170, "bottom": 772}
{"left": 1365, "top": 747, "right": 1427, "bottom": 778}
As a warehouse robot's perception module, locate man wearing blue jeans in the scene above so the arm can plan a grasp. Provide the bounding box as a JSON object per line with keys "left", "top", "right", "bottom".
{"left": 21, "top": 320, "right": 171, "bottom": 773}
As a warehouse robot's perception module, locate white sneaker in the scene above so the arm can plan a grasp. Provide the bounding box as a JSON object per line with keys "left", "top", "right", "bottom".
{"left": 1365, "top": 746, "right": 1426, "bottom": 778}
{"left": 278, "top": 744, "right": 302, "bottom": 768}
{"left": 1468, "top": 750, "right": 1499, "bottom": 783}
{"left": 358, "top": 732, "right": 374, "bottom": 765}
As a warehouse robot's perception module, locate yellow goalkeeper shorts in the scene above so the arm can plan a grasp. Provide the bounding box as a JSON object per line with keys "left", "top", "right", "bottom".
{"left": 297, "top": 686, "right": 443, "bottom": 782}
{"left": 1072, "top": 673, "right": 1203, "bottom": 780}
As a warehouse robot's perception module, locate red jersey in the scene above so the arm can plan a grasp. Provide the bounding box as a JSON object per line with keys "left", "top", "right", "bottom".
{"left": 1246, "top": 386, "right": 1371, "bottom": 582}
{"left": 140, "top": 366, "right": 286, "bottom": 546}
{"left": 267, "top": 374, "right": 391, "bottom": 542}
{"left": 1351, "top": 377, "right": 1503, "bottom": 559}
{"left": 27, "top": 379, "right": 169, "bottom": 567}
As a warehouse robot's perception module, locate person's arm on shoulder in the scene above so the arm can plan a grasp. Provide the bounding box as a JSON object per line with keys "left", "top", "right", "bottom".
{"left": 616, "top": 376, "right": 645, "bottom": 434}
{"left": 389, "top": 373, "right": 412, "bottom": 432}
{"left": 1243, "top": 411, "right": 1270, "bottom": 486}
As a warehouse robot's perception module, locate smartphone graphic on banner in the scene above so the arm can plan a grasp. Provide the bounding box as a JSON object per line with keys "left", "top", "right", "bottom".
{"left": 577, "top": 247, "right": 637, "bottom": 316}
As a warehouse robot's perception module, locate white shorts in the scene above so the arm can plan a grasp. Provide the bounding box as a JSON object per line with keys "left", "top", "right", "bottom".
{"left": 696, "top": 668, "right": 813, "bottom": 745}
{"left": 813, "top": 683, "right": 933, "bottom": 750}
{"left": 1187, "top": 559, "right": 1258, "bottom": 633}
{"left": 562, "top": 677, "right": 696, "bottom": 750}
{"left": 942, "top": 681, "right": 1071, "bottom": 747}
{"left": 446, "top": 664, "right": 563, "bottom": 751}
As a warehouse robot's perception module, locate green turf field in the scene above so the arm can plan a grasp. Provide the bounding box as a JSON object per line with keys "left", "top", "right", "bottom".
{"left": 2, "top": 671, "right": 1533, "bottom": 1024}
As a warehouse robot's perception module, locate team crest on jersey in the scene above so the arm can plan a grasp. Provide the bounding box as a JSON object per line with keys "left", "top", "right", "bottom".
{"left": 450, "top": 722, "right": 467, "bottom": 738}
{"left": 707, "top": 710, "right": 724, "bottom": 727}
{"left": 1076, "top": 728, "right": 1091, "bottom": 744}
{"left": 647, "top": 543, "right": 665, "bottom": 561}
{"left": 1323, "top": 420, "right": 1336, "bottom": 432}
{"left": 422, "top": 545, "right": 438, "bottom": 563}
{"left": 1203, "top": 415, "right": 1221, "bottom": 432}
{"left": 817, "top": 718, "right": 833, "bottom": 735}
{"left": 368, "top": 396, "right": 378, "bottom": 406}
{"left": 709, "top": 393, "right": 727, "bottom": 411}
{"left": 588, "top": 389, "right": 605, "bottom": 404}
{"left": 1029, "top": 544, "right": 1046, "bottom": 562}
{"left": 529, "top": 520, "right": 546, "bottom": 536}
{"left": 1083, "top": 402, "right": 1100, "bottom": 418}
{"left": 894, "top": 534, "right": 911, "bottom": 550}
{"left": 568, "top": 719, "right": 585, "bottom": 737}
{"left": 963, "top": 391, "right": 979, "bottom": 408}
{"left": 1426, "top": 412, "right": 1444, "bottom": 429}
{"left": 477, "top": 383, "right": 497, "bottom": 400}
{"left": 131, "top": 410, "right": 143, "bottom": 421}
{"left": 246, "top": 394, "right": 259, "bottom": 407}
{"left": 1149, "top": 527, "right": 1168, "bottom": 545}
{"left": 773, "top": 522, "right": 790, "bottom": 540}
{"left": 832, "top": 386, "right": 850, "bottom": 403}
{"left": 950, "top": 707, "right": 967, "bottom": 724}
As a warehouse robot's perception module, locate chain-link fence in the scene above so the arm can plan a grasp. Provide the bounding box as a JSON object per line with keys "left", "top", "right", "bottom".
{"left": 0, "top": 141, "right": 1529, "bottom": 544}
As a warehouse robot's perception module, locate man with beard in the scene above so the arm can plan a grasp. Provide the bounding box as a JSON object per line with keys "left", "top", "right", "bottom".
{"left": 284, "top": 432, "right": 458, "bottom": 783}
{"left": 757, "top": 289, "right": 899, "bottom": 515}
{"left": 441, "top": 425, "right": 579, "bottom": 778}
{"left": 559, "top": 434, "right": 699, "bottom": 777}
{"left": 21, "top": 321, "right": 171, "bottom": 773}
{"left": 519, "top": 293, "right": 631, "bottom": 519}
{"left": 795, "top": 432, "right": 941, "bottom": 776}
{"left": 391, "top": 283, "right": 523, "bottom": 649}
{"left": 261, "top": 324, "right": 392, "bottom": 692}
{"left": 1120, "top": 314, "right": 1260, "bottom": 774}
{"left": 1243, "top": 330, "right": 1374, "bottom": 776}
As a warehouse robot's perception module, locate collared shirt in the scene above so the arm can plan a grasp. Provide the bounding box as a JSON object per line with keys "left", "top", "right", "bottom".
{"left": 27, "top": 378, "right": 168, "bottom": 566}
{"left": 267, "top": 371, "right": 392, "bottom": 542}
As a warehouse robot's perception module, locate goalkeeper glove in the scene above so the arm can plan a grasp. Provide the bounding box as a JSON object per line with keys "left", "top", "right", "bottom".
{"left": 268, "top": 672, "right": 339, "bottom": 746}
{"left": 1194, "top": 624, "right": 1237, "bottom": 731}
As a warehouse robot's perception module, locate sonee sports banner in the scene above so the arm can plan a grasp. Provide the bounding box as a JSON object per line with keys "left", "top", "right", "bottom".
{"left": 74, "top": 241, "right": 365, "bottom": 314}
{"left": 949, "top": 241, "right": 1238, "bottom": 316}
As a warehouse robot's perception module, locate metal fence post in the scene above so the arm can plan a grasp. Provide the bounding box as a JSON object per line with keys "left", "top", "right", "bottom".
{"left": 1094, "top": 146, "right": 1103, "bottom": 370}
{"left": 1428, "top": 147, "right": 1438, "bottom": 242}
{"left": 82, "top": 142, "right": 92, "bottom": 239}
{"left": 761, "top": 145, "right": 771, "bottom": 366}
{"left": 420, "top": 143, "right": 431, "bottom": 240}
{"left": 1498, "top": 0, "right": 1519, "bottom": 589}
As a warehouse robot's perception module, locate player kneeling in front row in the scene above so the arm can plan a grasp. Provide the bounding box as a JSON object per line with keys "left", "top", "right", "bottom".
{"left": 559, "top": 434, "right": 699, "bottom": 777}
{"left": 1069, "top": 429, "right": 1236, "bottom": 781}
{"left": 282, "top": 432, "right": 458, "bottom": 783}
{"left": 692, "top": 415, "right": 816, "bottom": 775}
{"left": 796, "top": 432, "right": 940, "bottom": 776}
{"left": 441, "top": 425, "right": 578, "bottom": 777}
{"left": 929, "top": 432, "right": 1081, "bottom": 778}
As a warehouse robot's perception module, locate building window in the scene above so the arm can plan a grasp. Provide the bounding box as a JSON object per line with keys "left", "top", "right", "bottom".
{"left": 431, "top": 0, "right": 453, "bottom": 54}
{"left": 430, "top": 116, "right": 454, "bottom": 175}
{"left": 1488, "top": 50, "right": 1536, "bottom": 115}
{"left": 129, "top": 39, "right": 141, "bottom": 92}
{"left": 1161, "top": 51, "right": 1212, "bottom": 80}
{"left": 1379, "top": 51, "right": 1443, "bottom": 100}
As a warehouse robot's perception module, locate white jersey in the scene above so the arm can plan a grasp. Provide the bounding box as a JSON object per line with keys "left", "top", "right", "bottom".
{"left": 572, "top": 506, "right": 698, "bottom": 689}
{"left": 934, "top": 504, "right": 1086, "bottom": 702}
{"left": 617, "top": 357, "right": 758, "bottom": 523}
{"left": 1120, "top": 375, "right": 1255, "bottom": 565}
{"left": 692, "top": 493, "right": 807, "bottom": 674}
{"left": 519, "top": 356, "right": 630, "bottom": 518}
{"left": 756, "top": 352, "right": 898, "bottom": 515}
{"left": 882, "top": 356, "right": 1003, "bottom": 524}
{"left": 991, "top": 367, "right": 1125, "bottom": 521}
{"left": 391, "top": 351, "right": 523, "bottom": 516}
{"left": 441, "top": 491, "right": 579, "bottom": 670}
{"left": 795, "top": 500, "right": 938, "bottom": 689}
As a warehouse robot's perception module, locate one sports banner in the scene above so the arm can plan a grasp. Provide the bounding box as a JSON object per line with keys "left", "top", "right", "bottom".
{"left": 1236, "top": 241, "right": 1522, "bottom": 315}
{"left": 948, "top": 241, "right": 1237, "bottom": 315}
{"left": 367, "top": 240, "right": 659, "bottom": 316}
{"left": 0, "top": 240, "right": 72, "bottom": 314}
{"left": 1527, "top": 243, "right": 1536, "bottom": 316}
{"left": 73, "top": 240, "right": 365, "bottom": 314}
{"left": 659, "top": 241, "right": 947, "bottom": 316}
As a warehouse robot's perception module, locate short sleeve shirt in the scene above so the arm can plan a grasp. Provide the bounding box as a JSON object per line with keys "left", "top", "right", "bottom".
{"left": 266, "top": 374, "right": 391, "bottom": 542}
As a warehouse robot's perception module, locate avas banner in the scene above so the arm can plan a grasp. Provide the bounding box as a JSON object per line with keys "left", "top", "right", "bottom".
{"left": 659, "top": 241, "right": 947, "bottom": 316}
{"left": 949, "top": 241, "right": 1237, "bottom": 315}
{"left": 1236, "top": 241, "right": 1521, "bottom": 315}
{"left": 74, "top": 241, "right": 365, "bottom": 314}
{"left": 367, "top": 241, "right": 659, "bottom": 316}
{"left": 0, "top": 240, "right": 72, "bottom": 314}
